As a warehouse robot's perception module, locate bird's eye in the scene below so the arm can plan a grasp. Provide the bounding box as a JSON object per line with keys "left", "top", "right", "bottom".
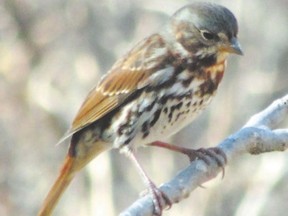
{"left": 200, "top": 30, "right": 215, "bottom": 41}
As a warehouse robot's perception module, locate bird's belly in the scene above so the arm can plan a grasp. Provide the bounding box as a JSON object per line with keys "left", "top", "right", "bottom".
{"left": 136, "top": 93, "right": 214, "bottom": 145}
{"left": 108, "top": 66, "right": 224, "bottom": 149}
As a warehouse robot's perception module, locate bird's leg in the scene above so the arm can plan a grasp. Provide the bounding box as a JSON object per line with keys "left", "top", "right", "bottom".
{"left": 124, "top": 147, "right": 171, "bottom": 215}
{"left": 150, "top": 141, "right": 227, "bottom": 178}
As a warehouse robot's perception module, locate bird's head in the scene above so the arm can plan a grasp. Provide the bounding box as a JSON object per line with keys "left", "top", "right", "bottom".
{"left": 165, "top": 2, "right": 243, "bottom": 61}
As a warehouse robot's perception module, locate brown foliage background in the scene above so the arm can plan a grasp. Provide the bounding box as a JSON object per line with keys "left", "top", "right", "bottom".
{"left": 0, "top": 0, "right": 287, "bottom": 215}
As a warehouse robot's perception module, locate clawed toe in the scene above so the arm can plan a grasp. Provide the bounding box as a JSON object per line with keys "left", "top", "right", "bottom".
{"left": 148, "top": 182, "right": 172, "bottom": 215}
{"left": 183, "top": 147, "right": 227, "bottom": 178}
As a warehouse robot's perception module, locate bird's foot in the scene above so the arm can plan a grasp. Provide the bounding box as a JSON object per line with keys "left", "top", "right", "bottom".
{"left": 125, "top": 147, "right": 171, "bottom": 215}
{"left": 183, "top": 147, "right": 227, "bottom": 178}
{"left": 147, "top": 181, "right": 171, "bottom": 216}
{"left": 150, "top": 141, "right": 227, "bottom": 178}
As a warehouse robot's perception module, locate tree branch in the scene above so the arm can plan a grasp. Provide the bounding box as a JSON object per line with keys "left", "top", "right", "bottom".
{"left": 120, "top": 94, "right": 288, "bottom": 216}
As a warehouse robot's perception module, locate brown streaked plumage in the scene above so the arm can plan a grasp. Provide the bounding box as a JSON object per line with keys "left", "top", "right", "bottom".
{"left": 38, "top": 2, "right": 243, "bottom": 216}
{"left": 69, "top": 34, "right": 167, "bottom": 136}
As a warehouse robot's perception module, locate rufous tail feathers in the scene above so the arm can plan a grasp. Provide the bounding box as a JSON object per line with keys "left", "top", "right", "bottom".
{"left": 38, "top": 156, "right": 76, "bottom": 216}
{"left": 38, "top": 136, "right": 110, "bottom": 216}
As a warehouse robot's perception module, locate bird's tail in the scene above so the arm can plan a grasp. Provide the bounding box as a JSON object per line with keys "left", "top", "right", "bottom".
{"left": 38, "top": 156, "right": 76, "bottom": 216}
{"left": 38, "top": 139, "right": 110, "bottom": 216}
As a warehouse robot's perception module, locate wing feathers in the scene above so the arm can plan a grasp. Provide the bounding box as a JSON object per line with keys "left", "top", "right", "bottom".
{"left": 66, "top": 34, "right": 170, "bottom": 137}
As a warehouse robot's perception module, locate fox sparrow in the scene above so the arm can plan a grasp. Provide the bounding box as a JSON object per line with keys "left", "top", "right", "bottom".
{"left": 38, "top": 2, "right": 243, "bottom": 216}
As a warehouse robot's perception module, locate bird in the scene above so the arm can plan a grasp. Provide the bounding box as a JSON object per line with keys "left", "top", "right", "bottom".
{"left": 38, "top": 2, "right": 243, "bottom": 216}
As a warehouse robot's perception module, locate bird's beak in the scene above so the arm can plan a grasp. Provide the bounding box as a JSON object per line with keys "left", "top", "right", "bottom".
{"left": 219, "top": 37, "right": 243, "bottom": 55}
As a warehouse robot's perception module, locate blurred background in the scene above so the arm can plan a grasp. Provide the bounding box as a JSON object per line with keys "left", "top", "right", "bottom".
{"left": 0, "top": 0, "right": 288, "bottom": 215}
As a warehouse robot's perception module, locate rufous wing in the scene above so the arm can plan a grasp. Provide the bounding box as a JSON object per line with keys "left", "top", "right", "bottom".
{"left": 65, "top": 34, "right": 169, "bottom": 138}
